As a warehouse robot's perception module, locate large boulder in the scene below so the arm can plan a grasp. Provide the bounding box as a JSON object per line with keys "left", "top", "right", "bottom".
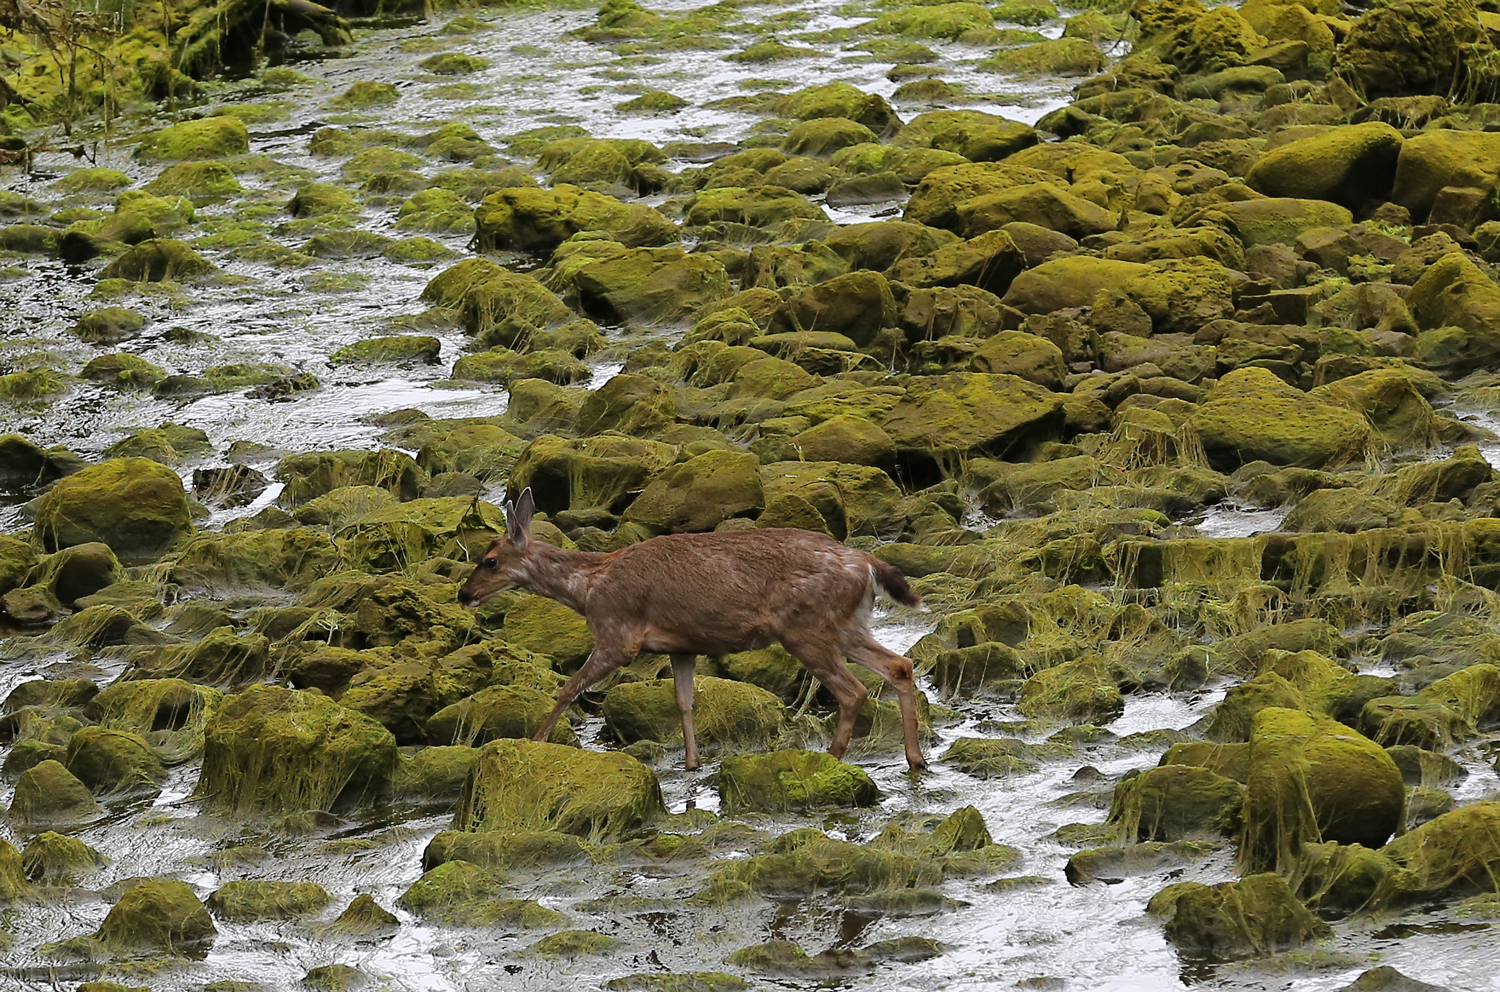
{"left": 956, "top": 182, "right": 1117, "bottom": 240}
{"left": 31, "top": 457, "right": 193, "bottom": 558}
{"left": 1003, "top": 256, "right": 1234, "bottom": 334}
{"left": 1148, "top": 872, "right": 1331, "bottom": 960}
{"left": 877, "top": 372, "right": 1064, "bottom": 468}
{"left": 206, "top": 880, "right": 331, "bottom": 921}
{"left": 7, "top": 760, "right": 103, "bottom": 828}
{"left": 475, "top": 184, "right": 676, "bottom": 252}
{"left": 766, "top": 270, "right": 898, "bottom": 346}
{"left": 570, "top": 245, "right": 731, "bottom": 324}
{"left": 1391, "top": 130, "right": 1500, "bottom": 219}
{"left": 95, "top": 879, "right": 216, "bottom": 954}
{"left": 64, "top": 727, "right": 167, "bottom": 798}
{"left": 136, "top": 116, "right": 248, "bottom": 159}
{"left": 1108, "top": 764, "right": 1245, "bottom": 841}
{"left": 510, "top": 434, "right": 677, "bottom": 514}
{"left": 622, "top": 450, "right": 764, "bottom": 533}
{"left": 1191, "top": 367, "right": 1371, "bottom": 470}
{"left": 1380, "top": 801, "right": 1500, "bottom": 903}
{"left": 453, "top": 739, "right": 664, "bottom": 838}
{"left": 197, "top": 685, "right": 398, "bottom": 814}
{"left": 1334, "top": 0, "right": 1489, "bottom": 100}
{"left": 1200, "top": 198, "right": 1353, "bottom": 248}
{"left": 1406, "top": 251, "right": 1500, "bottom": 366}
{"left": 602, "top": 676, "right": 786, "bottom": 750}
{"left": 718, "top": 750, "right": 879, "bottom": 812}
{"left": 1243, "top": 707, "right": 1405, "bottom": 871}
{"left": 1246, "top": 123, "right": 1403, "bottom": 210}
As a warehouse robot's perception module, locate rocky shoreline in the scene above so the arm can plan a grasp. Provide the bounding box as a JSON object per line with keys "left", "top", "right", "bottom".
{"left": 4, "top": 0, "right": 1500, "bottom": 988}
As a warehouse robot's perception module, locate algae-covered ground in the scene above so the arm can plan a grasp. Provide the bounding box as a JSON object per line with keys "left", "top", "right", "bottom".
{"left": 4, "top": 0, "right": 1500, "bottom": 989}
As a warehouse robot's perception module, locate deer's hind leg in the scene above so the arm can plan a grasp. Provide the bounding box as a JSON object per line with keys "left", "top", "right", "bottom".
{"left": 532, "top": 646, "right": 628, "bottom": 745}
{"left": 845, "top": 635, "right": 927, "bottom": 772}
{"left": 782, "top": 633, "right": 868, "bottom": 760}
{"left": 670, "top": 654, "right": 702, "bottom": 770}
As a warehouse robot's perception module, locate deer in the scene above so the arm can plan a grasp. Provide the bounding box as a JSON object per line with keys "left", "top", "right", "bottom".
{"left": 456, "top": 487, "right": 928, "bottom": 772}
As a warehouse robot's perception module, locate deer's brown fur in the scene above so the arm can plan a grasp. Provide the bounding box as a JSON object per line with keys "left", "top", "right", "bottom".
{"left": 457, "top": 488, "right": 928, "bottom": 771}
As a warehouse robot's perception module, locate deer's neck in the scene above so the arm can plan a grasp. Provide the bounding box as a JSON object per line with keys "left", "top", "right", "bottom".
{"left": 522, "top": 543, "right": 607, "bottom": 614}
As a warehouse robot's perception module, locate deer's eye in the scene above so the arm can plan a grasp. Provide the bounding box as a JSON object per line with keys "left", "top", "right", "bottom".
{"left": 482, "top": 557, "right": 497, "bottom": 569}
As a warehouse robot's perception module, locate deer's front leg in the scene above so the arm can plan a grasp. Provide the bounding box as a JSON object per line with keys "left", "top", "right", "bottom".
{"left": 670, "top": 654, "right": 700, "bottom": 770}
{"left": 532, "top": 646, "right": 626, "bottom": 745}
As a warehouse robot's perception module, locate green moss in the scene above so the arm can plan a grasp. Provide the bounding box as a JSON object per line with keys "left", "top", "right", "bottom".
{"left": 602, "top": 676, "right": 786, "bottom": 749}
{"left": 981, "top": 37, "right": 1106, "bottom": 77}
{"left": 136, "top": 116, "right": 249, "bottom": 160}
{"left": 421, "top": 52, "right": 491, "bottom": 74}
{"left": 618, "top": 89, "right": 690, "bottom": 111}
{"left": 206, "top": 880, "right": 330, "bottom": 921}
{"left": 453, "top": 739, "right": 664, "bottom": 839}
{"left": 0, "top": 838, "right": 33, "bottom": 902}
{"left": 32, "top": 457, "right": 192, "bottom": 557}
{"left": 475, "top": 184, "right": 677, "bottom": 252}
{"left": 329, "top": 81, "right": 400, "bottom": 108}
{"left": 718, "top": 749, "right": 879, "bottom": 813}
{"left": 331, "top": 335, "right": 442, "bottom": 364}
{"left": 198, "top": 685, "right": 399, "bottom": 815}
{"left": 144, "top": 161, "right": 242, "bottom": 200}
{"left": 1017, "top": 656, "right": 1122, "bottom": 723}
{"left": 1108, "top": 765, "right": 1245, "bottom": 841}
{"left": 1148, "top": 873, "right": 1331, "bottom": 961}
{"left": 167, "top": 528, "right": 340, "bottom": 593}
{"left": 423, "top": 828, "right": 590, "bottom": 871}
{"left": 63, "top": 727, "right": 166, "bottom": 798}
{"left": 398, "top": 860, "right": 568, "bottom": 926}
{"left": 55, "top": 168, "right": 132, "bottom": 193}
{"left": 426, "top": 684, "right": 579, "bottom": 746}
{"left": 95, "top": 879, "right": 216, "bottom": 954}
{"left": 90, "top": 678, "right": 223, "bottom": 764}
{"left": 21, "top": 831, "right": 103, "bottom": 884}
{"left": 864, "top": 3, "right": 994, "bottom": 41}
{"left": 713, "top": 827, "right": 939, "bottom": 897}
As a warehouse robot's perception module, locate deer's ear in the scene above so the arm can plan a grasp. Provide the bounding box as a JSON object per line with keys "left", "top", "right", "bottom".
{"left": 506, "top": 487, "right": 536, "bottom": 546}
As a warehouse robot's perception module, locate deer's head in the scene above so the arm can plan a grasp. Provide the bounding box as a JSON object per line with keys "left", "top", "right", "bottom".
{"left": 457, "top": 487, "right": 535, "bottom": 607}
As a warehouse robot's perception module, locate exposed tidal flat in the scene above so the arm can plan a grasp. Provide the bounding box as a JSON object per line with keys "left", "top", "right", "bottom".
{"left": 3, "top": 0, "right": 1500, "bottom": 989}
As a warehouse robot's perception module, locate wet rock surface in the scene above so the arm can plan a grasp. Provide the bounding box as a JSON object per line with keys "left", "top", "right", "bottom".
{"left": 4, "top": 0, "right": 1500, "bottom": 989}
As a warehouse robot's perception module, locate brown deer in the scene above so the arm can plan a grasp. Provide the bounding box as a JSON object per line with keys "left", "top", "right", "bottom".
{"left": 457, "top": 487, "right": 928, "bottom": 772}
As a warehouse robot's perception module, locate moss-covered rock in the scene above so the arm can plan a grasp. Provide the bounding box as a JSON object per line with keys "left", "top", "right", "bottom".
{"left": 475, "top": 184, "right": 676, "bottom": 252}
{"left": 603, "top": 676, "right": 786, "bottom": 750}
{"left": 1380, "top": 800, "right": 1500, "bottom": 903}
{"left": 95, "top": 879, "right": 216, "bottom": 954}
{"left": 1334, "top": 0, "right": 1488, "bottom": 102}
{"left": 331, "top": 335, "right": 442, "bottom": 365}
{"left": 206, "top": 880, "right": 330, "bottom": 921}
{"left": 453, "top": 739, "right": 664, "bottom": 838}
{"left": 0, "top": 837, "right": 31, "bottom": 902}
{"left": 1017, "top": 656, "right": 1122, "bottom": 723}
{"left": 718, "top": 750, "right": 879, "bottom": 812}
{"left": 275, "top": 449, "right": 427, "bottom": 505}
{"left": 136, "top": 116, "right": 249, "bottom": 159}
{"left": 510, "top": 433, "right": 677, "bottom": 514}
{"left": 713, "top": 827, "right": 940, "bottom": 898}
{"left": 1148, "top": 872, "right": 1331, "bottom": 960}
{"left": 877, "top": 372, "right": 1063, "bottom": 469}
{"left": 1243, "top": 707, "right": 1405, "bottom": 871}
{"left": 21, "top": 831, "right": 104, "bottom": 883}
{"left": 63, "top": 726, "right": 166, "bottom": 798}
{"left": 1192, "top": 367, "right": 1371, "bottom": 471}
{"left": 1246, "top": 122, "right": 1403, "bottom": 210}
{"left": 198, "top": 685, "right": 399, "bottom": 814}
{"left": 168, "top": 527, "right": 339, "bottom": 593}
{"left": 398, "top": 859, "right": 568, "bottom": 926}
{"left": 422, "top": 828, "right": 590, "bottom": 871}
{"left": 685, "top": 185, "right": 829, "bottom": 228}
{"left": 765, "top": 270, "right": 897, "bottom": 346}
{"left": 99, "top": 238, "right": 218, "bottom": 282}
{"left": 621, "top": 449, "right": 763, "bottom": 533}
{"left": 569, "top": 245, "right": 731, "bottom": 324}
{"left": 426, "top": 684, "right": 578, "bottom": 747}
{"left": 144, "top": 161, "right": 243, "bottom": 201}
{"left": 1003, "top": 255, "right": 1233, "bottom": 334}
{"left": 1108, "top": 764, "right": 1245, "bottom": 841}
{"left": 7, "top": 759, "right": 104, "bottom": 828}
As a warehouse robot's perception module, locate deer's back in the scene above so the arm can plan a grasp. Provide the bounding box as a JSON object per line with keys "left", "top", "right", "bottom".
{"left": 586, "top": 528, "right": 875, "bottom": 652}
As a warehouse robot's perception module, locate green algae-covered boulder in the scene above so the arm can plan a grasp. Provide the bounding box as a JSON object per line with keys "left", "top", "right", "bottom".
{"left": 718, "top": 750, "right": 879, "bottom": 813}
{"left": 789, "top": 416, "right": 896, "bottom": 469}
{"left": 1246, "top": 122, "right": 1403, "bottom": 210}
{"left": 1192, "top": 367, "right": 1371, "bottom": 471}
{"left": 99, "top": 238, "right": 219, "bottom": 282}
{"left": 1406, "top": 251, "right": 1500, "bottom": 365}
{"left": 63, "top": 727, "right": 166, "bottom": 798}
{"left": 577, "top": 372, "right": 679, "bottom": 436}
{"left": 685, "top": 185, "right": 829, "bottom": 228}
{"left": 765, "top": 270, "right": 897, "bottom": 346}
{"left": 393, "top": 746, "right": 479, "bottom": 801}
{"left": 1392, "top": 129, "right": 1500, "bottom": 219}
{"left": 1380, "top": 801, "right": 1500, "bottom": 902}
{"left": 957, "top": 181, "right": 1115, "bottom": 240}
{"left": 622, "top": 449, "right": 764, "bottom": 533}
{"left": 72, "top": 306, "right": 146, "bottom": 344}
{"left": 772, "top": 82, "right": 897, "bottom": 132}
{"left": 426, "top": 684, "right": 579, "bottom": 747}
{"left": 1201, "top": 197, "right": 1353, "bottom": 249}
{"left": 89, "top": 678, "right": 223, "bottom": 764}
{"left": 1311, "top": 367, "right": 1439, "bottom": 451}
{"left": 1003, "top": 255, "right": 1233, "bottom": 335}
{"left": 198, "top": 685, "right": 398, "bottom": 814}
{"left": 81, "top": 352, "right": 166, "bottom": 389}
{"left": 144, "top": 161, "right": 242, "bottom": 201}
{"left": 206, "top": 880, "right": 330, "bottom": 921}
{"left": 878, "top": 372, "right": 1063, "bottom": 467}
{"left": 865, "top": 2, "right": 994, "bottom": 39}
{"left": 331, "top": 334, "right": 442, "bottom": 364}
{"left": 96, "top": 879, "right": 216, "bottom": 954}
{"left": 758, "top": 460, "right": 905, "bottom": 538}
{"left": 500, "top": 593, "right": 594, "bottom": 670}
{"left": 8, "top": 759, "right": 104, "bottom": 828}
{"left": 275, "top": 448, "right": 427, "bottom": 504}
{"left": 572, "top": 246, "right": 731, "bottom": 324}
{"left": 1244, "top": 707, "right": 1405, "bottom": 871}
{"left": 1334, "top": 0, "right": 1487, "bottom": 102}
{"left": 602, "top": 677, "right": 786, "bottom": 750}
{"left": 1017, "top": 656, "right": 1122, "bottom": 723}
{"left": 21, "top": 831, "right": 103, "bottom": 883}
{"left": 454, "top": 739, "right": 664, "bottom": 838}
{"left": 1108, "top": 764, "right": 1245, "bottom": 841}
{"left": 510, "top": 433, "right": 677, "bottom": 514}
{"left": 168, "top": 527, "right": 339, "bottom": 593}
{"left": 136, "top": 116, "right": 249, "bottom": 159}
{"left": 422, "top": 827, "right": 590, "bottom": 871}
{"left": 1148, "top": 872, "right": 1331, "bottom": 961}
{"left": 0, "top": 837, "right": 31, "bottom": 902}
{"left": 329, "top": 893, "right": 400, "bottom": 936}
{"left": 783, "top": 117, "right": 879, "bottom": 158}
{"left": 398, "top": 859, "right": 568, "bottom": 926}
{"left": 475, "top": 184, "right": 676, "bottom": 252}
{"left": 716, "top": 827, "right": 939, "bottom": 898}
